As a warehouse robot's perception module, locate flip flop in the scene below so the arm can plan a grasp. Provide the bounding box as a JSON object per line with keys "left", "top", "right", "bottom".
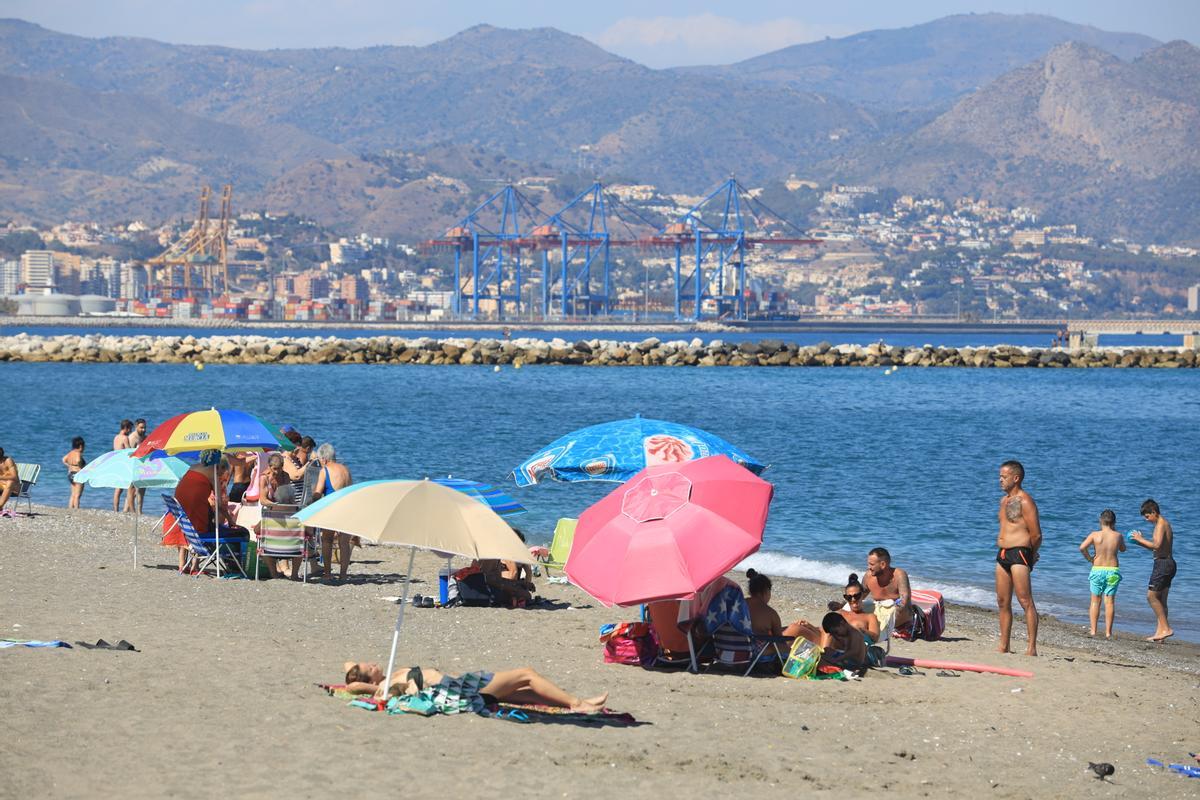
{"left": 75, "top": 639, "right": 138, "bottom": 651}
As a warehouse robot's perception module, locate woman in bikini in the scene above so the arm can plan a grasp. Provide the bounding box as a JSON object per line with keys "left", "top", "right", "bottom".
{"left": 744, "top": 569, "right": 807, "bottom": 638}
{"left": 839, "top": 574, "right": 881, "bottom": 644}
{"left": 62, "top": 437, "right": 86, "bottom": 509}
{"left": 341, "top": 662, "right": 607, "bottom": 714}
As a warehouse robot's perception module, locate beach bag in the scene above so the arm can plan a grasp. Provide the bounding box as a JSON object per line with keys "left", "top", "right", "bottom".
{"left": 600, "top": 622, "right": 655, "bottom": 666}
{"left": 894, "top": 590, "right": 945, "bottom": 642}
{"left": 781, "top": 638, "right": 822, "bottom": 680}
{"left": 455, "top": 572, "right": 497, "bottom": 607}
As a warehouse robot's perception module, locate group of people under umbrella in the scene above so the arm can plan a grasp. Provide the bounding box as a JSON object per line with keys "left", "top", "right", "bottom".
{"left": 77, "top": 410, "right": 775, "bottom": 698}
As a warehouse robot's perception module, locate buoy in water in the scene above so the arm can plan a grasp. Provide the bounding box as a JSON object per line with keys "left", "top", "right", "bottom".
{"left": 194, "top": 361, "right": 204, "bottom": 371}
{"left": 493, "top": 365, "right": 501, "bottom": 373}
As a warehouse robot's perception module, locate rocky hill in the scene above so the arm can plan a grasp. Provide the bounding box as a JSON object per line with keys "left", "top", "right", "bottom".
{"left": 0, "top": 15, "right": 1196, "bottom": 242}
{"left": 826, "top": 41, "right": 1200, "bottom": 242}
{"left": 688, "top": 13, "right": 1159, "bottom": 109}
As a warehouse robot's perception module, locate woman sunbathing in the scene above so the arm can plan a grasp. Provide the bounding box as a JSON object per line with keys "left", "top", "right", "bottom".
{"left": 341, "top": 662, "right": 608, "bottom": 714}
{"left": 839, "top": 574, "right": 881, "bottom": 644}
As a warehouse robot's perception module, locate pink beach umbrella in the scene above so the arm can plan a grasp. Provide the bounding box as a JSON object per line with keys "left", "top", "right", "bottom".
{"left": 565, "top": 455, "right": 773, "bottom": 608}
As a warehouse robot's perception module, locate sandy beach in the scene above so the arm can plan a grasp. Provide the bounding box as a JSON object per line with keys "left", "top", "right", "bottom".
{"left": 2, "top": 506, "right": 1197, "bottom": 799}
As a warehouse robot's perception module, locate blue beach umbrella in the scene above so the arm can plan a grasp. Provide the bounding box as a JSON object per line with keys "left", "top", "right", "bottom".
{"left": 432, "top": 477, "right": 527, "bottom": 517}
{"left": 512, "top": 415, "right": 767, "bottom": 487}
{"left": 73, "top": 448, "right": 190, "bottom": 569}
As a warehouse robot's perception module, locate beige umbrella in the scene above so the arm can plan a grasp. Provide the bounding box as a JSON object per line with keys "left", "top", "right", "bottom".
{"left": 293, "top": 479, "right": 533, "bottom": 696}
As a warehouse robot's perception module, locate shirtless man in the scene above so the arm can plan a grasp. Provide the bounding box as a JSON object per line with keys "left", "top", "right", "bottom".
{"left": 995, "top": 460, "right": 1041, "bottom": 655}
{"left": 124, "top": 419, "right": 149, "bottom": 513}
{"left": 864, "top": 547, "right": 913, "bottom": 630}
{"left": 112, "top": 419, "right": 134, "bottom": 511}
{"left": 0, "top": 447, "right": 19, "bottom": 513}
{"left": 1130, "top": 499, "right": 1175, "bottom": 643}
{"left": 226, "top": 452, "right": 253, "bottom": 503}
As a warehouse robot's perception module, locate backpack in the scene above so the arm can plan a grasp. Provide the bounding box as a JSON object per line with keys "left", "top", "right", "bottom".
{"left": 455, "top": 572, "right": 498, "bottom": 607}
{"left": 599, "top": 622, "right": 655, "bottom": 666}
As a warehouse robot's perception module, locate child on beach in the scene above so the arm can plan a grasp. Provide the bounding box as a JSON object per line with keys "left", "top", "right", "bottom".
{"left": 1079, "top": 509, "right": 1125, "bottom": 639}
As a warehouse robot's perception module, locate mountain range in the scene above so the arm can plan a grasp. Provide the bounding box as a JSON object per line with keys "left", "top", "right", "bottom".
{"left": 0, "top": 13, "right": 1197, "bottom": 243}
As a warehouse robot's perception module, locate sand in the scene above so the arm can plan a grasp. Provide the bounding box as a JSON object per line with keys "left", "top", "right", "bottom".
{"left": 2, "top": 506, "right": 1197, "bottom": 799}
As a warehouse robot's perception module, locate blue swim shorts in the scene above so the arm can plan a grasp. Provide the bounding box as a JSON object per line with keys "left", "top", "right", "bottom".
{"left": 1089, "top": 566, "right": 1121, "bottom": 596}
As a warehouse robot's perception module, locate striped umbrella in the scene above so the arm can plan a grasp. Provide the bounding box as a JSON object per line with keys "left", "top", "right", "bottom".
{"left": 132, "top": 409, "right": 292, "bottom": 577}
{"left": 432, "top": 477, "right": 526, "bottom": 517}
{"left": 131, "top": 408, "right": 293, "bottom": 457}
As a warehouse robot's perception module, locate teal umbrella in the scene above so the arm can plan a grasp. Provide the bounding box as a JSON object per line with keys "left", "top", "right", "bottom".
{"left": 74, "top": 449, "right": 190, "bottom": 569}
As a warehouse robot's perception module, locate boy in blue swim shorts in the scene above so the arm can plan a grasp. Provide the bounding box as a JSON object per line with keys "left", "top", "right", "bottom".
{"left": 1079, "top": 509, "right": 1125, "bottom": 639}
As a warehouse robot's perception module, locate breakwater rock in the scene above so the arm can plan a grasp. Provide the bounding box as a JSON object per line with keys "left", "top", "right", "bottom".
{"left": 0, "top": 334, "right": 1197, "bottom": 368}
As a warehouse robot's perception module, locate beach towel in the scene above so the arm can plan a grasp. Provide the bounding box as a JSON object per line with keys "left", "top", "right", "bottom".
{"left": 0, "top": 638, "right": 71, "bottom": 648}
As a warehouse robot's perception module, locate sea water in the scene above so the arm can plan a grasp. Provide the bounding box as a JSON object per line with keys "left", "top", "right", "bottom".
{"left": 4, "top": 361, "right": 1196, "bottom": 641}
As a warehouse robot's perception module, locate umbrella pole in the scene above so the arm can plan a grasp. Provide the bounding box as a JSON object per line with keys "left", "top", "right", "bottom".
{"left": 213, "top": 463, "right": 221, "bottom": 578}
{"left": 383, "top": 546, "right": 418, "bottom": 701}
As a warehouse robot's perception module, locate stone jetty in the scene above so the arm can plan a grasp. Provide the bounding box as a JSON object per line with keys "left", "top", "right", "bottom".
{"left": 1, "top": 333, "right": 1198, "bottom": 368}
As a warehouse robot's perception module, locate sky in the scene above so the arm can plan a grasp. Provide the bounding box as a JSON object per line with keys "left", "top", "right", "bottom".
{"left": 2, "top": 1, "right": 1196, "bottom": 67}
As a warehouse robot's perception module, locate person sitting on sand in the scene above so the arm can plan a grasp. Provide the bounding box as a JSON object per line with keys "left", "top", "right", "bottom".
{"left": 0, "top": 447, "right": 21, "bottom": 514}
{"left": 839, "top": 574, "right": 881, "bottom": 644}
{"left": 864, "top": 547, "right": 913, "bottom": 630}
{"left": 791, "top": 612, "right": 871, "bottom": 672}
{"left": 500, "top": 528, "right": 537, "bottom": 593}
{"left": 1079, "top": 509, "right": 1125, "bottom": 639}
{"left": 62, "top": 437, "right": 86, "bottom": 509}
{"left": 341, "top": 662, "right": 608, "bottom": 713}
{"left": 480, "top": 557, "right": 534, "bottom": 606}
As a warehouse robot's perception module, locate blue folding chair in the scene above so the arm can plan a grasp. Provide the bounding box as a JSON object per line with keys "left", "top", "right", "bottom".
{"left": 162, "top": 495, "right": 247, "bottom": 578}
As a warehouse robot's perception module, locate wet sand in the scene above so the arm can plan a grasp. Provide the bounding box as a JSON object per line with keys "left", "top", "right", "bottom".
{"left": 2, "top": 506, "right": 1197, "bottom": 799}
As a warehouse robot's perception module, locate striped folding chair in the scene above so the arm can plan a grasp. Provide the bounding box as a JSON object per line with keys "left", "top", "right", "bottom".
{"left": 257, "top": 505, "right": 308, "bottom": 581}
{"left": 162, "top": 495, "right": 246, "bottom": 578}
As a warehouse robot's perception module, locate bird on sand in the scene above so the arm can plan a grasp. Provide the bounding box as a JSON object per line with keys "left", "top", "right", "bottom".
{"left": 1087, "top": 762, "right": 1115, "bottom": 781}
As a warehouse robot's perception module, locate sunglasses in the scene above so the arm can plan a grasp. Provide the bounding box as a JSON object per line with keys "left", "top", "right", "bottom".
{"left": 843, "top": 592, "right": 864, "bottom": 602}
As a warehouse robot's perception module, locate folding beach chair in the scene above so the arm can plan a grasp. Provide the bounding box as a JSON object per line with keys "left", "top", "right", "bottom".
{"left": 162, "top": 495, "right": 247, "bottom": 578}
{"left": 14, "top": 463, "right": 40, "bottom": 515}
{"left": 702, "top": 585, "right": 790, "bottom": 676}
{"left": 256, "top": 505, "right": 308, "bottom": 581}
{"left": 538, "top": 518, "right": 576, "bottom": 577}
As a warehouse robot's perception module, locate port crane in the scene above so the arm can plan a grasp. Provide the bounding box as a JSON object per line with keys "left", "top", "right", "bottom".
{"left": 145, "top": 185, "right": 232, "bottom": 299}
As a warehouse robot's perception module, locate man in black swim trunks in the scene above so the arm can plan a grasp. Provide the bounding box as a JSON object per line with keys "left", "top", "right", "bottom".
{"left": 995, "top": 460, "right": 1041, "bottom": 656}
{"left": 1130, "top": 499, "right": 1176, "bottom": 642}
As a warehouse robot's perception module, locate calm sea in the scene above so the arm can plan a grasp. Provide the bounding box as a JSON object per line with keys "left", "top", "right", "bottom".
{"left": 4, "top": 360, "right": 1196, "bottom": 642}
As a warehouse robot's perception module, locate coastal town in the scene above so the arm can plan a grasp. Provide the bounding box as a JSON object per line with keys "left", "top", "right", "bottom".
{"left": 3, "top": 179, "right": 1199, "bottom": 323}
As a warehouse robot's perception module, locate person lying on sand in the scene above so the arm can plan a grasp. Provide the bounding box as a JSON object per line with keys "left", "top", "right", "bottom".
{"left": 791, "top": 612, "right": 871, "bottom": 672}
{"left": 341, "top": 662, "right": 607, "bottom": 713}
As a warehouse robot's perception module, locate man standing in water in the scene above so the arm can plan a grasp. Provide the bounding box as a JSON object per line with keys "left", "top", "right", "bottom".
{"left": 1130, "top": 499, "right": 1175, "bottom": 642}
{"left": 996, "top": 460, "right": 1041, "bottom": 655}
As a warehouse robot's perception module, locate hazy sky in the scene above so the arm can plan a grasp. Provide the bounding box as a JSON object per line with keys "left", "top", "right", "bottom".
{"left": 3, "top": 1, "right": 1196, "bottom": 67}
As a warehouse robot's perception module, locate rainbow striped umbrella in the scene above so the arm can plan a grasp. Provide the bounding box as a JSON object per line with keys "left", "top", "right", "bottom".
{"left": 132, "top": 408, "right": 291, "bottom": 577}
{"left": 432, "top": 477, "right": 526, "bottom": 517}
{"left": 132, "top": 408, "right": 292, "bottom": 458}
